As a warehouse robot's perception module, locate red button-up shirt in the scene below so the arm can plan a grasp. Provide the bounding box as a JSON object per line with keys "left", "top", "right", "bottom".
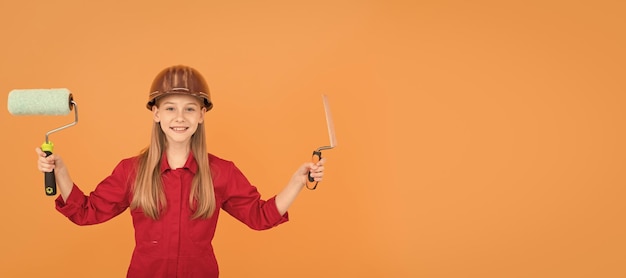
{"left": 55, "top": 153, "right": 289, "bottom": 277}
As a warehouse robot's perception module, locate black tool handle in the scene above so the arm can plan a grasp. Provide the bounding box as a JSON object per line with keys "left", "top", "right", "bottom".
{"left": 306, "top": 150, "right": 322, "bottom": 190}
{"left": 44, "top": 151, "right": 57, "bottom": 196}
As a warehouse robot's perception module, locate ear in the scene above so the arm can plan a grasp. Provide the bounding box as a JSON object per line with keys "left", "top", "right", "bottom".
{"left": 199, "top": 107, "right": 207, "bottom": 124}
{"left": 152, "top": 105, "right": 160, "bottom": 123}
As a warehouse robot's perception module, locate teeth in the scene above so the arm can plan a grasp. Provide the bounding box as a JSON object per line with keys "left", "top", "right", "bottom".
{"left": 172, "top": 127, "right": 188, "bottom": 131}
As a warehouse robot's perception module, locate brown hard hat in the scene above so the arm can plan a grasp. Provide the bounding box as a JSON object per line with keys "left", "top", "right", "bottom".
{"left": 147, "top": 65, "right": 213, "bottom": 111}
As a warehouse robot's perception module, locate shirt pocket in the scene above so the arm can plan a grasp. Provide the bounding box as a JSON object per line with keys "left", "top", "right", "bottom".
{"left": 185, "top": 217, "right": 217, "bottom": 256}
{"left": 131, "top": 209, "right": 165, "bottom": 253}
{"left": 189, "top": 218, "right": 213, "bottom": 245}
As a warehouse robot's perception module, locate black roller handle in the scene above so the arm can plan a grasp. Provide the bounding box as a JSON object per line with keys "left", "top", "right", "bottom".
{"left": 44, "top": 150, "right": 57, "bottom": 196}
{"left": 306, "top": 150, "right": 322, "bottom": 190}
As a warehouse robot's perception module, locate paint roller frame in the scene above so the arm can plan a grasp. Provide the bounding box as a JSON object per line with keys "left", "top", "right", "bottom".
{"left": 41, "top": 98, "right": 78, "bottom": 196}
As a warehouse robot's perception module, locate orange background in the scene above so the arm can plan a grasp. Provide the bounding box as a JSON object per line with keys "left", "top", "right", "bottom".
{"left": 1, "top": 0, "right": 625, "bottom": 277}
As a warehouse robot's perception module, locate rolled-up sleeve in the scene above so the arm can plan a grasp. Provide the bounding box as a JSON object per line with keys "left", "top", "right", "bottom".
{"left": 55, "top": 159, "right": 133, "bottom": 225}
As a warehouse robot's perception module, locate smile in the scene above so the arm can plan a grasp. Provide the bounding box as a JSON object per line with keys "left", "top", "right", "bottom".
{"left": 171, "top": 127, "right": 189, "bottom": 131}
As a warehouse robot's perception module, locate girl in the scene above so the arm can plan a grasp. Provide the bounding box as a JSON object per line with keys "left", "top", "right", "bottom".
{"left": 35, "top": 65, "right": 325, "bottom": 277}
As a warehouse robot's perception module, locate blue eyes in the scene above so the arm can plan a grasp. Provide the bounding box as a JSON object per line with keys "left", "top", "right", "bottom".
{"left": 163, "top": 107, "right": 196, "bottom": 112}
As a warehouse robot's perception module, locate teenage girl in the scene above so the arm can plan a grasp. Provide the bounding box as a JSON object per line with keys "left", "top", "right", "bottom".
{"left": 35, "top": 65, "right": 326, "bottom": 277}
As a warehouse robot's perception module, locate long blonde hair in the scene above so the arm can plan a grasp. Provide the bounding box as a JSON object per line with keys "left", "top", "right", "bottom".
{"left": 131, "top": 120, "right": 215, "bottom": 220}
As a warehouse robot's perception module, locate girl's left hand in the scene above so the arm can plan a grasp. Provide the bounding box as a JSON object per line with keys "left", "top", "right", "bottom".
{"left": 294, "top": 158, "right": 326, "bottom": 186}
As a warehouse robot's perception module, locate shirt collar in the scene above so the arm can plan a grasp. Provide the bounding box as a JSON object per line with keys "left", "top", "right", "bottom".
{"left": 159, "top": 151, "right": 198, "bottom": 174}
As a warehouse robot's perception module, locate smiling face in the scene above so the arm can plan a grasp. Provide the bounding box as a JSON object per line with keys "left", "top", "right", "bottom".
{"left": 153, "top": 94, "right": 206, "bottom": 147}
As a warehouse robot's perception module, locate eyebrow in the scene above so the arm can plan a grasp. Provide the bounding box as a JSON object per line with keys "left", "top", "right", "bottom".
{"left": 161, "top": 101, "right": 200, "bottom": 106}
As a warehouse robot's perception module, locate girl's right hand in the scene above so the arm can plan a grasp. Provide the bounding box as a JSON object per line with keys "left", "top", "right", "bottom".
{"left": 35, "top": 147, "right": 62, "bottom": 173}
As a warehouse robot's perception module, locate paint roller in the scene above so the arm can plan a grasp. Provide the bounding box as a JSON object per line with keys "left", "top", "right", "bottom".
{"left": 306, "top": 94, "right": 337, "bottom": 190}
{"left": 7, "top": 88, "right": 78, "bottom": 196}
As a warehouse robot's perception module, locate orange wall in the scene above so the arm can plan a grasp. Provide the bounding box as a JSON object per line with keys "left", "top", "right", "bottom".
{"left": 1, "top": 1, "right": 625, "bottom": 277}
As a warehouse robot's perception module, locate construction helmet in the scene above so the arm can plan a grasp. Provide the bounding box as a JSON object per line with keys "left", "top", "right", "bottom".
{"left": 146, "top": 65, "right": 213, "bottom": 111}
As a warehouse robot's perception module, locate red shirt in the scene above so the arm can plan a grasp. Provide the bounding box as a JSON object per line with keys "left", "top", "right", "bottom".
{"left": 55, "top": 153, "right": 289, "bottom": 277}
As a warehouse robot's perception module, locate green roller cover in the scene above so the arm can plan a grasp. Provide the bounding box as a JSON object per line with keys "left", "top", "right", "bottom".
{"left": 7, "top": 88, "right": 73, "bottom": 115}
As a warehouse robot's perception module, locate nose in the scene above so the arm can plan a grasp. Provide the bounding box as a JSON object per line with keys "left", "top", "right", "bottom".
{"left": 175, "top": 110, "right": 185, "bottom": 122}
